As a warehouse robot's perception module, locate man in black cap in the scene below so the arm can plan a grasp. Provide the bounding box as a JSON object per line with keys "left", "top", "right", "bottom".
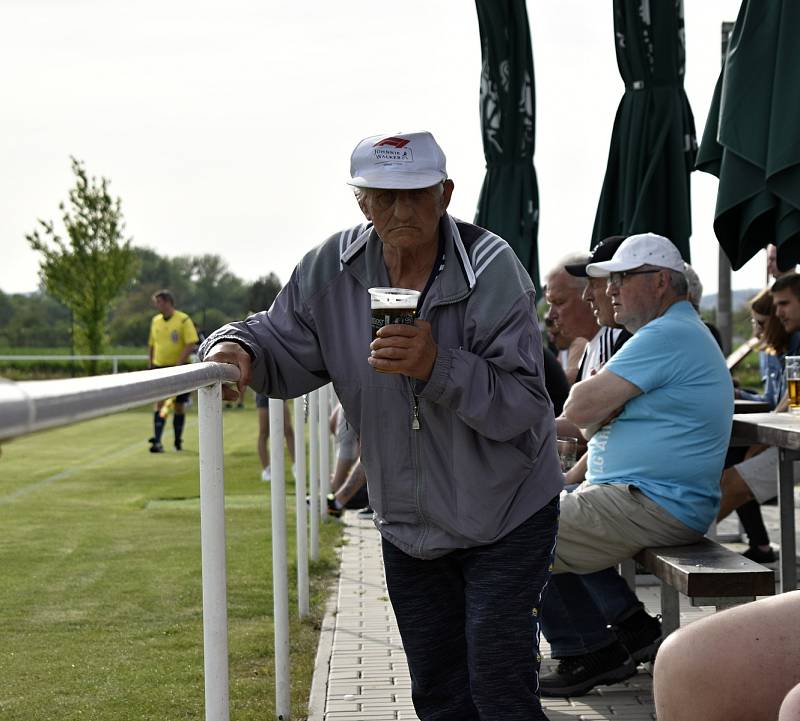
{"left": 556, "top": 237, "right": 633, "bottom": 455}
{"left": 564, "top": 236, "right": 632, "bottom": 382}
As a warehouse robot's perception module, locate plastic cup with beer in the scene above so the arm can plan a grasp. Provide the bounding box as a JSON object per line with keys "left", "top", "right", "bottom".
{"left": 368, "top": 287, "right": 421, "bottom": 340}
{"left": 787, "top": 356, "right": 800, "bottom": 414}
{"left": 557, "top": 436, "right": 578, "bottom": 473}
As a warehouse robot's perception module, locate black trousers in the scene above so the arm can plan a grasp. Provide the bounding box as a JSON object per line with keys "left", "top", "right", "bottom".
{"left": 381, "top": 496, "right": 559, "bottom": 721}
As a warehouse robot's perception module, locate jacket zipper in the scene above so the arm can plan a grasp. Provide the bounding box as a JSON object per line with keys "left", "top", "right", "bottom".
{"left": 407, "top": 376, "right": 428, "bottom": 553}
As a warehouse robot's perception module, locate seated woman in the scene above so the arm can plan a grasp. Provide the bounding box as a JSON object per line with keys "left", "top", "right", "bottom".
{"left": 735, "top": 288, "right": 788, "bottom": 409}
{"left": 720, "top": 288, "right": 791, "bottom": 563}
{"left": 654, "top": 591, "right": 800, "bottom": 721}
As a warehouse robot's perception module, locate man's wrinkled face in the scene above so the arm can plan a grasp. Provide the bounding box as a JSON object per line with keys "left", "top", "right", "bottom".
{"left": 606, "top": 268, "right": 665, "bottom": 333}
{"left": 773, "top": 288, "right": 800, "bottom": 334}
{"left": 360, "top": 181, "right": 453, "bottom": 252}
{"left": 545, "top": 271, "right": 590, "bottom": 349}
{"left": 583, "top": 276, "right": 616, "bottom": 327}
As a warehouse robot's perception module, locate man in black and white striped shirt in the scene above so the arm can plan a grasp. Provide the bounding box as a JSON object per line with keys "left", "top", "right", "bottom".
{"left": 553, "top": 237, "right": 632, "bottom": 461}
{"left": 564, "top": 236, "right": 632, "bottom": 382}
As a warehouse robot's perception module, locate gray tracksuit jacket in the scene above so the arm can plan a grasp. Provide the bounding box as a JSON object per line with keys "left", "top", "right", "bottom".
{"left": 199, "top": 214, "right": 562, "bottom": 558}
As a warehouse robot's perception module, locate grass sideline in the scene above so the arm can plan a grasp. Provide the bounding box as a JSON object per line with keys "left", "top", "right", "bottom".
{"left": 0, "top": 404, "right": 342, "bottom": 720}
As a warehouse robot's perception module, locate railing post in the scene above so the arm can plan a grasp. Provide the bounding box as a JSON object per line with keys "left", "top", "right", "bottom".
{"left": 269, "top": 400, "right": 291, "bottom": 719}
{"left": 198, "top": 382, "right": 230, "bottom": 721}
{"left": 317, "top": 388, "right": 330, "bottom": 521}
{"left": 112, "top": 357, "right": 119, "bottom": 374}
{"left": 294, "top": 396, "right": 309, "bottom": 617}
{"left": 308, "top": 390, "right": 319, "bottom": 562}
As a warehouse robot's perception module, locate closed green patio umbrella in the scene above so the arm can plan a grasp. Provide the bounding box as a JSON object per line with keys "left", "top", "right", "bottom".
{"left": 474, "top": 0, "right": 540, "bottom": 292}
{"left": 592, "top": 0, "right": 696, "bottom": 261}
{"left": 696, "top": 0, "right": 800, "bottom": 271}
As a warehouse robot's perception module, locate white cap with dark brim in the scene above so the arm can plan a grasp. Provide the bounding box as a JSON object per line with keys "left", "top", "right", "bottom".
{"left": 586, "top": 232, "right": 685, "bottom": 277}
{"left": 348, "top": 131, "right": 447, "bottom": 190}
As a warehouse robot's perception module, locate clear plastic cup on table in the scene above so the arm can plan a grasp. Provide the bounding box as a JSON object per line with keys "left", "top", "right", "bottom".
{"left": 786, "top": 356, "right": 800, "bottom": 414}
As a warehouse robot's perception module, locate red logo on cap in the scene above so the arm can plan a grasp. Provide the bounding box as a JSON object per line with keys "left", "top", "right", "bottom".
{"left": 373, "top": 137, "right": 410, "bottom": 149}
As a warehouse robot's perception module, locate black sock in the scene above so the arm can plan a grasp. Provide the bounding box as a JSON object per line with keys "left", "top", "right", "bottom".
{"left": 173, "top": 414, "right": 185, "bottom": 444}
{"left": 736, "top": 499, "right": 770, "bottom": 548}
{"left": 153, "top": 411, "right": 165, "bottom": 443}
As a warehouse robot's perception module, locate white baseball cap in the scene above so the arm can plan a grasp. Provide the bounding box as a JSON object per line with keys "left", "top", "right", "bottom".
{"left": 586, "top": 232, "right": 685, "bottom": 277}
{"left": 348, "top": 131, "right": 447, "bottom": 189}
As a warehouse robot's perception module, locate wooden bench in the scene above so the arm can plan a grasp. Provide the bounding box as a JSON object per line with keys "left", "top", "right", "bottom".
{"left": 620, "top": 537, "right": 775, "bottom": 634}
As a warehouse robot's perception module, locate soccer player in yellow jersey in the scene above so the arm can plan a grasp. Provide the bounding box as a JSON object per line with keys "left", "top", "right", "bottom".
{"left": 147, "top": 290, "right": 199, "bottom": 452}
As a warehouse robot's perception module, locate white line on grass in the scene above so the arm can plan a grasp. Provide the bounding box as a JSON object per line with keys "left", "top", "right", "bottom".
{"left": 0, "top": 440, "right": 146, "bottom": 504}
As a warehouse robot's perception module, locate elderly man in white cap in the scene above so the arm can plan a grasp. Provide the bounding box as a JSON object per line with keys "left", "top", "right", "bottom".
{"left": 538, "top": 232, "right": 734, "bottom": 698}
{"left": 200, "top": 131, "right": 561, "bottom": 720}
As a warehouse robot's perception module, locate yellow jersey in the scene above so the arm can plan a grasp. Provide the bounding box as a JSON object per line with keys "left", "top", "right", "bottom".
{"left": 148, "top": 310, "right": 199, "bottom": 367}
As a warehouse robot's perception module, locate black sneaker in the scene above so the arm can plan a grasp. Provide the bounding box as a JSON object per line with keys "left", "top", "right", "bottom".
{"left": 614, "top": 609, "right": 663, "bottom": 664}
{"left": 742, "top": 546, "right": 779, "bottom": 563}
{"left": 326, "top": 493, "right": 343, "bottom": 518}
{"left": 539, "top": 641, "right": 636, "bottom": 698}
{"left": 357, "top": 506, "right": 374, "bottom": 519}
{"left": 174, "top": 439, "right": 182, "bottom": 451}
{"left": 149, "top": 441, "right": 164, "bottom": 453}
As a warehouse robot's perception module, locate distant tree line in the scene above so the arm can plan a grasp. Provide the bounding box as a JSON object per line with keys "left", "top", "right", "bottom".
{"left": 4, "top": 156, "right": 284, "bottom": 356}
{"left": 0, "top": 248, "right": 282, "bottom": 349}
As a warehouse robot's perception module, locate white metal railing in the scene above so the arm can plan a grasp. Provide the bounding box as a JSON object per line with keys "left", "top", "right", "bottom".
{"left": 0, "top": 363, "right": 333, "bottom": 721}
{"left": 0, "top": 354, "right": 149, "bottom": 374}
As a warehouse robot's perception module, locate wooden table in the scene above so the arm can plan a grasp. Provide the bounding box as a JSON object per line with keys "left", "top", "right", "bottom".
{"left": 731, "top": 413, "right": 800, "bottom": 592}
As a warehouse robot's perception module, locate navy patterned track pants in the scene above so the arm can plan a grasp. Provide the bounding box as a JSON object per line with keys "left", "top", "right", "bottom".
{"left": 381, "top": 496, "right": 559, "bottom": 721}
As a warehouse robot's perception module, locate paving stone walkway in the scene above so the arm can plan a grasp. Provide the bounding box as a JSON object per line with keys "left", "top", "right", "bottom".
{"left": 309, "top": 503, "right": 795, "bottom": 721}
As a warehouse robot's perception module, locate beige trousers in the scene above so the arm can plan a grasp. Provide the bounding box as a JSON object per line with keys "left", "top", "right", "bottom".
{"left": 554, "top": 481, "right": 704, "bottom": 574}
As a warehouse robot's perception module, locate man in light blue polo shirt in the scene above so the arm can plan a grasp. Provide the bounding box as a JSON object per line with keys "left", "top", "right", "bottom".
{"left": 540, "top": 233, "right": 734, "bottom": 697}
{"left": 587, "top": 298, "right": 731, "bottom": 532}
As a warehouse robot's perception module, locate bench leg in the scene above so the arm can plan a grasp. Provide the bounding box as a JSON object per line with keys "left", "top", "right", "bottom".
{"left": 619, "top": 558, "right": 636, "bottom": 592}
{"left": 660, "top": 583, "right": 680, "bottom": 635}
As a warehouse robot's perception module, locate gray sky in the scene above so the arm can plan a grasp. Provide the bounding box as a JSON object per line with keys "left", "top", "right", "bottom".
{"left": 1, "top": 0, "right": 763, "bottom": 300}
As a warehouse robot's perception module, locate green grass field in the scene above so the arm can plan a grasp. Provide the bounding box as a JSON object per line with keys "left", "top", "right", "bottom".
{"left": 0, "top": 404, "right": 342, "bottom": 720}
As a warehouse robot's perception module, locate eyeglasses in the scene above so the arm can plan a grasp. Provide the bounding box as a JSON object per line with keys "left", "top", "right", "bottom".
{"left": 370, "top": 186, "right": 441, "bottom": 211}
{"left": 607, "top": 269, "right": 662, "bottom": 286}
{"left": 751, "top": 317, "right": 767, "bottom": 328}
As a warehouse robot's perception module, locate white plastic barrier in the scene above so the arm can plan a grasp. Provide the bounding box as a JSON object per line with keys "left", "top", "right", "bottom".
{"left": 0, "top": 366, "right": 333, "bottom": 721}
{"left": 0, "top": 354, "right": 148, "bottom": 373}
{"left": 308, "top": 389, "right": 320, "bottom": 562}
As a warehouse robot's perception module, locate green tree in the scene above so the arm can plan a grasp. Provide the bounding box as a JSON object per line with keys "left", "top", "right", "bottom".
{"left": 247, "top": 273, "right": 283, "bottom": 314}
{"left": 26, "top": 158, "right": 139, "bottom": 371}
{"left": 185, "top": 254, "right": 247, "bottom": 333}
{"left": 0, "top": 289, "right": 12, "bottom": 339}
{"left": 2, "top": 292, "right": 72, "bottom": 348}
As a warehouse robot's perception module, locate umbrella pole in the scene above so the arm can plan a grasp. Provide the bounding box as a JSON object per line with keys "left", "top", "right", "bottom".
{"left": 717, "top": 248, "right": 733, "bottom": 356}
{"left": 716, "top": 21, "right": 736, "bottom": 356}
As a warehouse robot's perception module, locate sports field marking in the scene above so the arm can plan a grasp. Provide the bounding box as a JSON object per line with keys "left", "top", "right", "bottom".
{"left": 0, "top": 439, "right": 145, "bottom": 505}
{"left": 146, "top": 494, "right": 267, "bottom": 510}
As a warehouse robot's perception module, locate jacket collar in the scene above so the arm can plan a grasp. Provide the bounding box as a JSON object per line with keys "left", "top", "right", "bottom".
{"left": 341, "top": 214, "right": 475, "bottom": 310}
